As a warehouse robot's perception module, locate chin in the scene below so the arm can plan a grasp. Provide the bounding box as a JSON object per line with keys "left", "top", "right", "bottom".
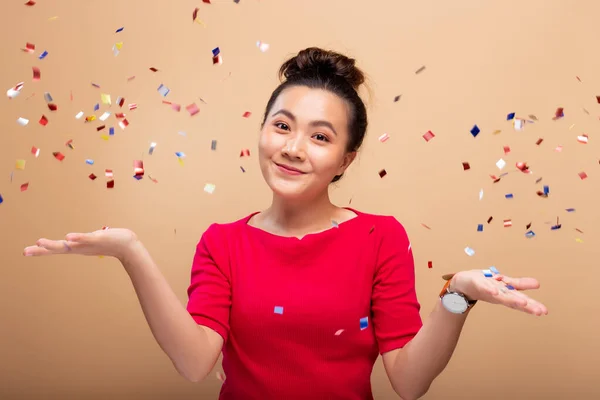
{"left": 267, "top": 179, "right": 310, "bottom": 201}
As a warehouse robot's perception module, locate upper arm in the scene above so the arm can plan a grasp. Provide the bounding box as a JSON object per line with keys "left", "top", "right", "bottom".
{"left": 371, "top": 218, "right": 423, "bottom": 384}
{"left": 186, "top": 224, "right": 231, "bottom": 373}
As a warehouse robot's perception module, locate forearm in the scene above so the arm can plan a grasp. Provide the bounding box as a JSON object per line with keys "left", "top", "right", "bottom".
{"left": 393, "top": 301, "right": 469, "bottom": 399}
{"left": 120, "top": 241, "right": 212, "bottom": 381}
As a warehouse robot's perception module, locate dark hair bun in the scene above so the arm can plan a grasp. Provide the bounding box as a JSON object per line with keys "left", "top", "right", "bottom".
{"left": 279, "top": 47, "right": 365, "bottom": 91}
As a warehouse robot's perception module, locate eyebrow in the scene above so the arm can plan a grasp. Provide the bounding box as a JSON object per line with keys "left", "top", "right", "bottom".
{"left": 271, "top": 109, "right": 338, "bottom": 136}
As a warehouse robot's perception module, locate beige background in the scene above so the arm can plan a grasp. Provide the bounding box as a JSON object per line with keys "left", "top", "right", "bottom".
{"left": 1, "top": 0, "right": 599, "bottom": 399}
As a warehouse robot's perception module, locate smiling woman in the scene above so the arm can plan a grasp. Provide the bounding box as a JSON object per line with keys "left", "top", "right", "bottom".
{"left": 24, "top": 47, "right": 547, "bottom": 400}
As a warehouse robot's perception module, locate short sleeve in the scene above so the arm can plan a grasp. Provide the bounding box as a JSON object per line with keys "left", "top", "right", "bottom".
{"left": 186, "top": 224, "right": 232, "bottom": 344}
{"left": 372, "top": 217, "right": 423, "bottom": 354}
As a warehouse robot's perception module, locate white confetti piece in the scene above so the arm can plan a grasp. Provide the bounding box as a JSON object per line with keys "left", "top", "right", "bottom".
{"left": 7, "top": 82, "right": 24, "bottom": 99}
{"left": 464, "top": 247, "right": 475, "bottom": 256}
{"left": 75, "top": 111, "right": 84, "bottom": 119}
{"left": 378, "top": 133, "right": 390, "bottom": 142}
{"left": 256, "top": 41, "right": 270, "bottom": 52}
{"left": 99, "top": 112, "right": 111, "bottom": 121}
{"left": 17, "top": 117, "right": 29, "bottom": 126}
{"left": 204, "top": 183, "right": 216, "bottom": 194}
{"left": 479, "top": 189, "right": 484, "bottom": 200}
{"left": 496, "top": 158, "right": 506, "bottom": 170}
{"left": 149, "top": 142, "right": 157, "bottom": 155}
{"left": 513, "top": 119, "right": 524, "bottom": 131}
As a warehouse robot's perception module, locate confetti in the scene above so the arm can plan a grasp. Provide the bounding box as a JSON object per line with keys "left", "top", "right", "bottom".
{"left": 21, "top": 183, "right": 29, "bottom": 192}
{"left": 16, "top": 160, "right": 26, "bottom": 170}
{"left": 415, "top": 65, "right": 426, "bottom": 74}
{"left": 503, "top": 219, "right": 512, "bottom": 227}
{"left": 274, "top": 306, "right": 283, "bottom": 314}
{"left": 186, "top": 103, "right": 200, "bottom": 116}
{"left": 204, "top": 183, "right": 216, "bottom": 194}
{"left": 513, "top": 119, "right": 524, "bottom": 131}
{"left": 193, "top": 7, "right": 200, "bottom": 21}
{"left": 243, "top": 111, "right": 252, "bottom": 118}
{"left": 0, "top": 194, "right": 3, "bottom": 204}
{"left": 421, "top": 223, "right": 431, "bottom": 229}
{"left": 496, "top": 159, "right": 506, "bottom": 170}
{"left": 66, "top": 140, "right": 74, "bottom": 149}
{"left": 240, "top": 149, "right": 250, "bottom": 157}
{"left": 535, "top": 138, "right": 544, "bottom": 145}
{"left": 482, "top": 269, "right": 493, "bottom": 278}
{"left": 47, "top": 103, "right": 57, "bottom": 111}
{"left": 25, "top": 0, "right": 36, "bottom": 5}
{"left": 7, "top": 82, "right": 24, "bottom": 98}
{"left": 505, "top": 193, "right": 514, "bottom": 199}
{"left": 487, "top": 216, "right": 493, "bottom": 224}
{"left": 17, "top": 117, "right": 29, "bottom": 126}
{"left": 101, "top": 93, "right": 111, "bottom": 105}
{"left": 32, "top": 67, "right": 40, "bottom": 81}
{"left": 422, "top": 130, "right": 435, "bottom": 142}
{"left": 116, "top": 27, "right": 124, "bottom": 33}
{"left": 107, "top": 180, "right": 115, "bottom": 189}
{"left": 113, "top": 42, "right": 123, "bottom": 56}
{"left": 94, "top": 103, "right": 100, "bottom": 111}
{"left": 105, "top": 170, "right": 113, "bottom": 178}
{"left": 240, "top": 166, "right": 245, "bottom": 173}
{"left": 526, "top": 223, "right": 532, "bottom": 229}
{"left": 31, "top": 147, "right": 40, "bottom": 157}
{"left": 360, "top": 316, "right": 369, "bottom": 330}
{"left": 470, "top": 125, "right": 480, "bottom": 137}
{"left": 134, "top": 160, "right": 144, "bottom": 177}
{"left": 577, "top": 135, "right": 588, "bottom": 144}
{"left": 427, "top": 261, "right": 433, "bottom": 269}
{"left": 555, "top": 145, "right": 563, "bottom": 152}
{"left": 566, "top": 208, "right": 575, "bottom": 212}
{"left": 256, "top": 41, "right": 270, "bottom": 52}
{"left": 157, "top": 84, "right": 170, "bottom": 97}
{"left": 553, "top": 107, "right": 564, "bottom": 120}
{"left": 464, "top": 247, "right": 475, "bottom": 256}
{"left": 89, "top": 174, "right": 97, "bottom": 180}
{"left": 489, "top": 266, "right": 500, "bottom": 274}
{"left": 22, "top": 42, "right": 35, "bottom": 53}
{"left": 503, "top": 146, "right": 511, "bottom": 154}
{"left": 479, "top": 189, "right": 483, "bottom": 200}
{"left": 91, "top": 83, "right": 101, "bottom": 88}
{"left": 394, "top": 95, "right": 401, "bottom": 102}
{"left": 507, "top": 112, "right": 515, "bottom": 120}
{"left": 75, "top": 111, "right": 84, "bottom": 119}
{"left": 39, "top": 51, "right": 48, "bottom": 60}
{"left": 378, "top": 133, "right": 390, "bottom": 142}
{"left": 378, "top": 169, "right": 387, "bottom": 178}
{"left": 211, "top": 140, "right": 217, "bottom": 150}
{"left": 493, "top": 129, "right": 501, "bottom": 135}
{"left": 149, "top": 142, "right": 157, "bottom": 155}
{"left": 53, "top": 152, "right": 65, "bottom": 161}
{"left": 334, "top": 329, "right": 344, "bottom": 336}
{"left": 462, "top": 162, "right": 470, "bottom": 171}
{"left": 85, "top": 159, "right": 94, "bottom": 165}
{"left": 96, "top": 125, "right": 106, "bottom": 132}
{"left": 212, "top": 47, "right": 223, "bottom": 64}
{"left": 477, "top": 224, "right": 483, "bottom": 232}
{"left": 118, "top": 119, "right": 129, "bottom": 130}
{"left": 515, "top": 162, "right": 529, "bottom": 173}
{"left": 39, "top": 115, "right": 48, "bottom": 126}
{"left": 578, "top": 172, "right": 587, "bottom": 180}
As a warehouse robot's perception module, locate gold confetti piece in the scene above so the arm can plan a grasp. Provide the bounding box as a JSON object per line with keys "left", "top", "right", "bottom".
{"left": 421, "top": 223, "right": 431, "bottom": 230}
{"left": 493, "top": 129, "right": 501, "bottom": 134}
{"left": 48, "top": 16, "right": 58, "bottom": 21}
{"left": 100, "top": 134, "right": 109, "bottom": 141}
{"left": 575, "top": 238, "right": 583, "bottom": 243}
{"left": 415, "top": 65, "right": 426, "bottom": 74}
{"left": 101, "top": 93, "right": 111, "bottom": 105}
{"left": 16, "top": 160, "right": 26, "bottom": 170}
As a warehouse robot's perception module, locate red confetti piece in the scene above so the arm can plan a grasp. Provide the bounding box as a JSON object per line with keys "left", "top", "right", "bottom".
{"left": 149, "top": 67, "right": 158, "bottom": 72}
{"left": 31, "top": 146, "right": 40, "bottom": 157}
{"left": 243, "top": 111, "right": 252, "bottom": 118}
{"left": 193, "top": 7, "right": 199, "bottom": 21}
{"left": 65, "top": 140, "right": 74, "bottom": 149}
{"left": 186, "top": 103, "right": 200, "bottom": 116}
{"left": 578, "top": 172, "right": 588, "bottom": 180}
{"left": 115, "top": 113, "right": 125, "bottom": 119}
{"left": 577, "top": 134, "right": 588, "bottom": 144}
{"left": 427, "top": 261, "right": 433, "bottom": 269}
{"left": 516, "top": 162, "right": 529, "bottom": 173}
{"left": 596, "top": 96, "right": 600, "bottom": 104}
{"left": 97, "top": 125, "right": 106, "bottom": 131}
{"left": 134, "top": 160, "right": 144, "bottom": 177}
{"left": 487, "top": 216, "right": 493, "bottom": 224}
{"left": 23, "top": 42, "right": 35, "bottom": 53}
{"left": 576, "top": 228, "right": 584, "bottom": 234}
{"left": 127, "top": 76, "right": 136, "bottom": 81}
{"left": 171, "top": 103, "right": 181, "bottom": 112}
{"left": 422, "top": 130, "right": 435, "bottom": 142}
{"left": 503, "top": 219, "right": 512, "bottom": 228}
{"left": 490, "top": 175, "right": 501, "bottom": 183}
{"left": 240, "top": 149, "right": 250, "bottom": 157}
{"left": 119, "top": 119, "right": 129, "bottom": 129}
{"left": 21, "top": 182, "right": 29, "bottom": 191}
{"left": 378, "top": 169, "right": 387, "bottom": 178}
{"left": 421, "top": 223, "right": 431, "bottom": 230}
{"left": 53, "top": 152, "right": 65, "bottom": 161}
{"left": 32, "top": 67, "right": 41, "bottom": 81}
{"left": 555, "top": 145, "right": 563, "bottom": 152}
{"left": 107, "top": 180, "right": 115, "bottom": 189}
{"left": 552, "top": 107, "right": 564, "bottom": 120}
{"left": 503, "top": 146, "right": 511, "bottom": 154}
{"left": 24, "top": 0, "right": 35, "bottom": 5}
{"left": 47, "top": 103, "right": 58, "bottom": 111}
{"left": 462, "top": 162, "right": 470, "bottom": 171}
{"left": 89, "top": 173, "right": 97, "bottom": 180}
{"left": 118, "top": 98, "right": 125, "bottom": 107}
{"left": 535, "top": 138, "right": 544, "bottom": 145}
{"left": 128, "top": 103, "right": 137, "bottom": 110}
{"left": 105, "top": 169, "right": 113, "bottom": 178}
{"left": 202, "top": 0, "right": 211, "bottom": 3}
{"left": 39, "top": 115, "right": 48, "bottom": 126}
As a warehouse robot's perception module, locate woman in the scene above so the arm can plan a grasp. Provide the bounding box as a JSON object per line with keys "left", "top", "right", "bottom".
{"left": 23, "top": 47, "right": 548, "bottom": 400}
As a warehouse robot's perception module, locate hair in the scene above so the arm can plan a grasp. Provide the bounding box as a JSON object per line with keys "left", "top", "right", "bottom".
{"left": 261, "top": 47, "right": 368, "bottom": 183}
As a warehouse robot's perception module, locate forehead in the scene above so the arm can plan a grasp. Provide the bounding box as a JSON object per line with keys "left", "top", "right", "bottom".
{"left": 270, "top": 86, "right": 349, "bottom": 128}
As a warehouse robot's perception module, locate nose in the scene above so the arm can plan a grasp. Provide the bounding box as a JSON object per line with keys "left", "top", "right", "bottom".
{"left": 281, "top": 135, "right": 306, "bottom": 161}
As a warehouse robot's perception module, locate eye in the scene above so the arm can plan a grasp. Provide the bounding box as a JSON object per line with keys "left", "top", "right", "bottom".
{"left": 274, "top": 122, "right": 290, "bottom": 131}
{"left": 313, "top": 133, "right": 329, "bottom": 142}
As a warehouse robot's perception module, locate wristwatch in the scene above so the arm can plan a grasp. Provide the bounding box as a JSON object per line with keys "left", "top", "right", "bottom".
{"left": 439, "top": 274, "right": 477, "bottom": 314}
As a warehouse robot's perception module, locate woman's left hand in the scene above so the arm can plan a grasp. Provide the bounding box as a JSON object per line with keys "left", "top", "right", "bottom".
{"left": 450, "top": 269, "right": 548, "bottom": 316}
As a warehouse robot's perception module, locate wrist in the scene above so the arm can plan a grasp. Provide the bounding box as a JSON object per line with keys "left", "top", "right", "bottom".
{"left": 118, "top": 239, "right": 146, "bottom": 269}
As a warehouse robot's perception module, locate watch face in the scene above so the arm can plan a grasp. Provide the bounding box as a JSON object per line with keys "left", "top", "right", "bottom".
{"left": 441, "top": 293, "right": 468, "bottom": 314}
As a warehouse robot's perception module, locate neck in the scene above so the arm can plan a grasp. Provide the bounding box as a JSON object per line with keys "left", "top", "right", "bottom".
{"left": 263, "top": 192, "right": 337, "bottom": 236}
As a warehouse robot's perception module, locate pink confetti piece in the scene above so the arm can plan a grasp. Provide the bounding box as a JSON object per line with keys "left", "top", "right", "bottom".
{"left": 378, "top": 133, "right": 389, "bottom": 142}
{"left": 334, "top": 329, "right": 344, "bottom": 336}
{"left": 422, "top": 130, "right": 435, "bottom": 142}
{"left": 578, "top": 172, "right": 588, "bottom": 180}
{"left": 21, "top": 182, "right": 29, "bottom": 192}
{"left": 243, "top": 111, "right": 251, "bottom": 118}
{"left": 186, "top": 103, "right": 199, "bottom": 116}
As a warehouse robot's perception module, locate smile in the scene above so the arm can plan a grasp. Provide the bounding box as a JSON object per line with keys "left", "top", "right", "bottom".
{"left": 274, "top": 162, "right": 306, "bottom": 175}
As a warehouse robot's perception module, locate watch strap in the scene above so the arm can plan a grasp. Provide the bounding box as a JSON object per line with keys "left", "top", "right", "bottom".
{"left": 439, "top": 275, "right": 478, "bottom": 309}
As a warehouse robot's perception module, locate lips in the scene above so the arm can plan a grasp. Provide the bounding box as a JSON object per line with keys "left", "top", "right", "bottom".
{"left": 274, "top": 162, "right": 305, "bottom": 174}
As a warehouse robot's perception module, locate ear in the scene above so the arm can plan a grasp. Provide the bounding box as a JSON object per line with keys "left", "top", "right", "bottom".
{"left": 337, "top": 151, "right": 357, "bottom": 175}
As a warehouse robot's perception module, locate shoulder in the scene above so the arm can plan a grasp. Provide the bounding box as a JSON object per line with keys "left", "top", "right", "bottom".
{"left": 351, "top": 208, "right": 409, "bottom": 237}
{"left": 200, "top": 212, "right": 256, "bottom": 242}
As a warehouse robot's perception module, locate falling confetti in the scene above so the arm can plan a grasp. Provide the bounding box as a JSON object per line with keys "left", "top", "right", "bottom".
{"left": 360, "top": 317, "right": 369, "bottom": 330}
{"left": 204, "top": 183, "right": 216, "bottom": 194}
{"left": 274, "top": 306, "right": 283, "bottom": 314}
{"left": 422, "top": 130, "right": 435, "bottom": 142}
{"left": 415, "top": 65, "right": 426, "bottom": 74}
{"left": 7, "top": 82, "right": 24, "bottom": 98}
{"left": 378, "top": 133, "right": 390, "bottom": 142}
{"left": 470, "top": 125, "right": 480, "bottom": 137}
{"left": 394, "top": 95, "right": 401, "bottom": 102}
{"left": 464, "top": 247, "right": 475, "bottom": 256}
{"left": 186, "top": 103, "right": 200, "bottom": 116}
{"left": 256, "top": 41, "right": 270, "bottom": 52}
{"left": 378, "top": 169, "right": 387, "bottom": 178}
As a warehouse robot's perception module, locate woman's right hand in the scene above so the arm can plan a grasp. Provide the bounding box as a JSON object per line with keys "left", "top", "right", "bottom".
{"left": 23, "top": 228, "right": 139, "bottom": 262}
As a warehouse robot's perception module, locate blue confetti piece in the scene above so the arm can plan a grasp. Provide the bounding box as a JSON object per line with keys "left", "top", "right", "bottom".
{"left": 240, "top": 166, "right": 246, "bottom": 173}
{"left": 470, "top": 125, "right": 480, "bottom": 137}
{"left": 482, "top": 270, "right": 493, "bottom": 277}
{"left": 274, "top": 306, "right": 283, "bottom": 315}
{"left": 175, "top": 151, "right": 185, "bottom": 158}
{"left": 507, "top": 112, "right": 515, "bottom": 120}
{"left": 489, "top": 266, "right": 500, "bottom": 274}
{"left": 109, "top": 127, "right": 115, "bottom": 136}
{"left": 360, "top": 316, "right": 369, "bottom": 330}
{"left": 477, "top": 224, "right": 483, "bottom": 232}
{"left": 116, "top": 27, "right": 124, "bottom": 33}
{"left": 39, "top": 51, "right": 48, "bottom": 60}
{"left": 94, "top": 103, "right": 99, "bottom": 111}
{"left": 157, "top": 84, "right": 170, "bottom": 97}
{"left": 551, "top": 224, "right": 561, "bottom": 230}
{"left": 0, "top": 194, "right": 3, "bottom": 205}
{"left": 212, "top": 47, "right": 220, "bottom": 57}
{"left": 133, "top": 175, "right": 142, "bottom": 181}
{"left": 566, "top": 208, "right": 575, "bottom": 212}
{"left": 505, "top": 193, "right": 514, "bottom": 199}
{"left": 85, "top": 159, "right": 94, "bottom": 165}
{"left": 525, "top": 230, "right": 536, "bottom": 238}
{"left": 506, "top": 285, "right": 515, "bottom": 290}
{"left": 543, "top": 185, "right": 549, "bottom": 195}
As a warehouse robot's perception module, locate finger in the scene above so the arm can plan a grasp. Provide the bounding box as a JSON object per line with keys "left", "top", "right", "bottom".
{"left": 23, "top": 245, "right": 55, "bottom": 257}
{"left": 495, "top": 286, "right": 529, "bottom": 309}
{"left": 496, "top": 275, "right": 540, "bottom": 291}
{"left": 65, "top": 232, "right": 95, "bottom": 243}
{"left": 33, "top": 239, "right": 73, "bottom": 254}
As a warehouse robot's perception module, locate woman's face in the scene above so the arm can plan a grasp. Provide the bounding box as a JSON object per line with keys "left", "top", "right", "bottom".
{"left": 258, "top": 86, "right": 356, "bottom": 202}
